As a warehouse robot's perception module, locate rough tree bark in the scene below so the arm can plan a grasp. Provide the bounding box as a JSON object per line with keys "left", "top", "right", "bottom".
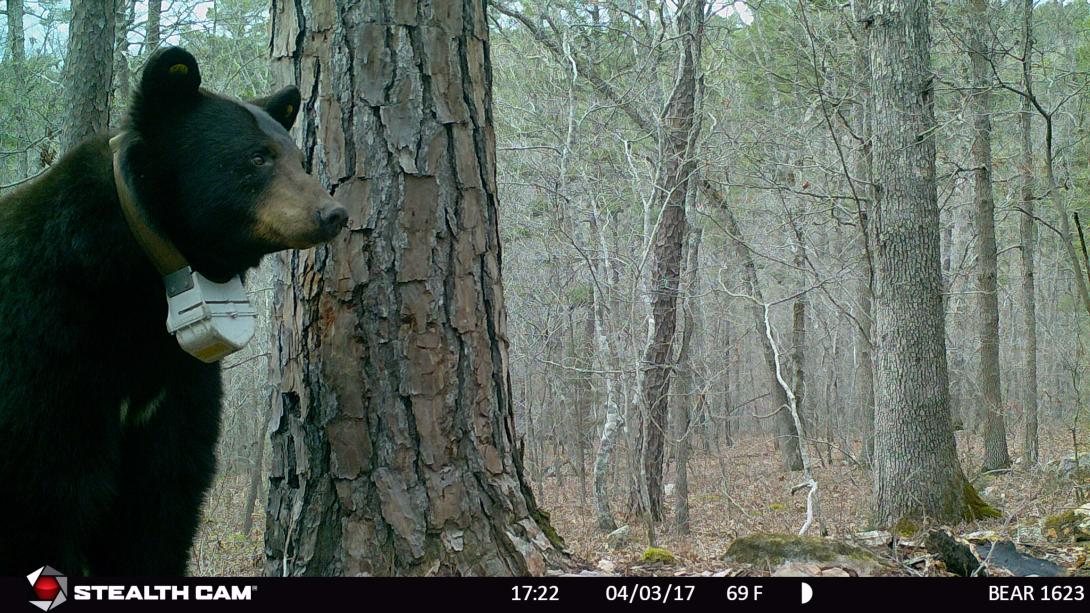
{"left": 789, "top": 215, "right": 809, "bottom": 461}
{"left": 145, "top": 0, "right": 161, "bottom": 54}
{"left": 61, "top": 0, "right": 115, "bottom": 152}
{"left": 968, "top": 0, "right": 1010, "bottom": 471}
{"left": 1019, "top": 0, "right": 1039, "bottom": 467}
{"left": 869, "top": 0, "right": 971, "bottom": 523}
{"left": 639, "top": 0, "right": 702, "bottom": 520}
{"left": 264, "top": 0, "right": 565, "bottom": 576}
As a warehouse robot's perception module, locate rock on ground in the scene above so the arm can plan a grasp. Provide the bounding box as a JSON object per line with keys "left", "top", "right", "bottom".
{"left": 722, "top": 533, "right": 889, "bottom": 577}
{"left": 606, "top": 525, "right": 631, "bottom": 550}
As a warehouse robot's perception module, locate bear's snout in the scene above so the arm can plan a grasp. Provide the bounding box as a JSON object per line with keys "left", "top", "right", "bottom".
{"left": 317, "top": 203, "right": 348, "bottom": 238}
{"left": 251, "top": 165, "right": 348, "bottom": 250}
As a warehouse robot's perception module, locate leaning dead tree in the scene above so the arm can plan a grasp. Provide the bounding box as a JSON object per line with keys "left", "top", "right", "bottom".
{"left": 719, "top": 281, "right": 823, "bottom": 536}
{"left": 701, "top": 180, "right": 803, "bottom": 472}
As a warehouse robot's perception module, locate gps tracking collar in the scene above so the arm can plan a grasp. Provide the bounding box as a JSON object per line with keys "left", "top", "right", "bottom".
{"left": 109, "top": 134, "right": 256, "bottom": 363}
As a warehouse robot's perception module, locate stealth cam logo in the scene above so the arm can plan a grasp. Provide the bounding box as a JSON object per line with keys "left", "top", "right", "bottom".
{"left": 26, "top": 566, "right": 68, "bottom": 611}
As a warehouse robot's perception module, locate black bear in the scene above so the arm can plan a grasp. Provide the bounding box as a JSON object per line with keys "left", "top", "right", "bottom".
{"left": 0, "top": 47, "right": 346, "bottom": 575}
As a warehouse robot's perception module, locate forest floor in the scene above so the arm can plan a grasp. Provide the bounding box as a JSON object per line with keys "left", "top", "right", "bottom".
{"left": 190, "top": 425, "right": 1089, "bottom": 577}
{"left": 536, "top": 426, "right": 1089, "bottom": 577}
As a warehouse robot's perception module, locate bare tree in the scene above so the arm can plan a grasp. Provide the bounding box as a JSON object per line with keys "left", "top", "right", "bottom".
{"left": 850, "top": 0, "right": 877, "bottom": 462}
{"left": 589, "top": 201, "right": 624, "bottom": 531}
{"left": 5, "top": 0, "right": 28, "bottom": 179}
{"left": 1018, "top": 0, "right": 1039, "bottom": 467}
{"left": 789, "top": 212, "right": 809, "bottom": 463}
{"left": 703, "top": 180, "right": 803, "bottom": 472}
{"left": 995, "top": 26, "right": 1090, "bottom": 326}
{"left": 496, "top": 1, "right": 806, "bottom": 481}
{"left": 264, "top": 0, "right": 565, "bottom": 575}
{"left": 674, "top": 227, "right": 703, "bottom": 535}
{"left": 967, "top": 0, "right": 1010, "bottom": 471}
{"left": 639, "top": 0, "right": 703, "bottom": 520}
{"left": 4, "top": 0, "right": 24, "bottom": 78}
{"left": 113, "top": 0, "right": 134, "bottom": 109}
{"left": 145, "top": 0, "right": 161, "bottom": 54}
{"left": 869, "top": 0, "right": 970, "bottom": 523}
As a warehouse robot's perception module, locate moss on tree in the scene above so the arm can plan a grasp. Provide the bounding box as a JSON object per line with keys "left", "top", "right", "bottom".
{"left": 531, "top": 506, "right": 567, "bottom": 550}
{"left": 962, "top": 481, "right": 1002, "bottom": 520}
{"left": 889, "top": 482, "right": 999, "bottom": 532}
{"left": 893, "top": 517, "right": 920, "bottom": 537}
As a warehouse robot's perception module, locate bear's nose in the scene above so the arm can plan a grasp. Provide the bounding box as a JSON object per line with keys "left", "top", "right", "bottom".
{"left": 318, "top": 203, "right": 348, "bottom": 236}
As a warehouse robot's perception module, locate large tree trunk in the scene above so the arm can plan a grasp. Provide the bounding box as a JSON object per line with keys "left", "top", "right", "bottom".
{"left": 639, "top": 0, "right": 702, "bottom": 521}
{"left": 61, "top": 0, "right": 115, "bottom": 152}
{"left": 968, "top": 0, "right": 1010, "bottom": 472}
{"left": 264, "top": 0, "right": 565, "bottom": 576}
{"left": 869, "top": 0, "right": 970, "bottom": 524}
{"left": 1019, "top": 0, "right": 1039, "bottom": 467}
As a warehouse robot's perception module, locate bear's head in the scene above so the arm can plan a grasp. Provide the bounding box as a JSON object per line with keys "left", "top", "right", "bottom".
{"left": 115, "top": 47, "right": 348, "bottom": 282}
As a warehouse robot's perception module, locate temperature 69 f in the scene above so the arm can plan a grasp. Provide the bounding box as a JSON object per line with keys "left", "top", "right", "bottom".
{"left": 725, "top": 585, "right": 763, "bottom": 601}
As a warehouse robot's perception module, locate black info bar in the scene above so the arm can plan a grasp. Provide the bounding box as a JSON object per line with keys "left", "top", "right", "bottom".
{"left": 3, "top": 576, "right": 1089, "bottom": 612}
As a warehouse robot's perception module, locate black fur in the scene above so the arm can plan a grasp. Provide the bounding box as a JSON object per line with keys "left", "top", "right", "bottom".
{"left": 251, "top": 86, "right": 302, "bottom": 132}
{"left": 0, "top": 47, "right": 309, "bottom": 576}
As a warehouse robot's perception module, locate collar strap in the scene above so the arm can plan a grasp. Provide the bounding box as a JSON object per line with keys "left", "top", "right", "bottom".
{"left": 109, "top": 134, "right": 189, "bottom": 277}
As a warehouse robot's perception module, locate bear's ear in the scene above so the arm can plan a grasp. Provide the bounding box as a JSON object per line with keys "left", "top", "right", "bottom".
{"left": 252, "top": 86, "right": 301, "bottom": 131}
{"left": 139, "top": 46, "right": 202, "bottom": 104}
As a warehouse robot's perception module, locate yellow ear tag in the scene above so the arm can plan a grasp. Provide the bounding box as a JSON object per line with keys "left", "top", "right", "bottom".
{"left": 285, "top": 104, "right": 294, "bottom": 115}
{"left": 169, "top": 63, "right": 189, "bottom": 75}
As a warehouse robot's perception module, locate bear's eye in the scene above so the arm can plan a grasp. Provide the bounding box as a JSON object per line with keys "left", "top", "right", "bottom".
{"left": 251, "top": 154, "right": 267, "bottom": 167}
